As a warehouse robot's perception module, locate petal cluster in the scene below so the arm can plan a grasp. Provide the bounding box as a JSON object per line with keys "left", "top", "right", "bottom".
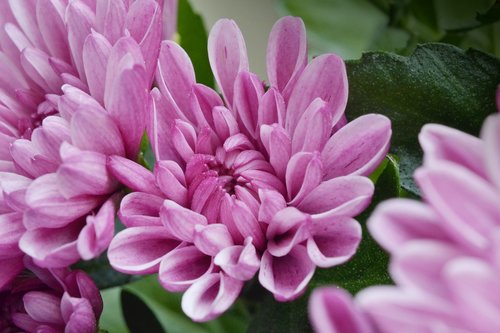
{"left": 0, "top": 0, "right": 167, "bottom": 270}
{"left": 108, "top": 16, "right": 391, "bottom": 321}
{"left": 0, "top": 258, "right": 102, "bottom": 333}
{"left": 309, "top": 93, "right": 500, "bottom": 333}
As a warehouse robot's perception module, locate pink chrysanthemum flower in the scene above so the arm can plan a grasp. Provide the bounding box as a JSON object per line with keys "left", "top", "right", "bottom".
{"left": 309, "top": 92, "right": 500, "bottom": 333}
{"left": 0, "top": 257, "right": 102, "bottom": 333}
{"left": 0, "top": 0, "right": 170, "bottom": 270}
{"left": 108, "top": 16, "right": 391, "bottom": 321}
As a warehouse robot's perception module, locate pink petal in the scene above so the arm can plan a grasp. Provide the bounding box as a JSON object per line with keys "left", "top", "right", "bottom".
{"left": 233, "top": 71, "right": 265, "bottom": 139}
{"left": 154, "top": 160, "right": 188, "bottom": 206}
{"left": 322, "top": 114, "right": 392, "bottom": 179}
{"left": 419, "top": 123, "right": 485, "bottom": 177}
{"left": 23, "top": 291, "right": 63, "bottom": 324}
{"left": 258, "top": 246, "right": 315, "bottom": 301}
{"left": 286, "top": 152, "right": 323, "bottom": 204}
{"left": 83, "top": 31, "right": 111, "bottom": 105}
{"left": 257, "top": 88, "right": 286, "bottom": 128}
{"left": 266, "top": 16, "right": 307, "bottom": 100}
{"left": 214, "top": 239, "right": 260, "bottom": 281}
{"left": 309, "top": 288, "right": 374, "bottom": 333}
{"left": 292, "top": 98, "right": 333, "bottom": 154}
{"left": 266, "top": 207, "right": 310, "bottom": 257}
{"left": 57, "top": 143, "right": 117, "bottom": 199}
{"left": 57, "top": 85, "right": 101, "bottom": 121}
{"left": 213, "top": 106, "right": 239, "bottom": 142}
{"left": 10, "top": 139, "right": 58, "bottom": 178}
{"left": 181, "top": 272, "right": 243, "bottom": 322}
{"left": 119, "top": 192, "right": 163, "bottom": 227}
{"left": 194, "top": 224, "right": 234, "bottom": 256}
{"left": 24, "top": 173, "right": 100, "bottom": 229}
{"left": 415, "top": 163, "right": 500, "bottom": 250}
{"left": 307, "top": 217, "right": 361, "bottom": 268}
{"left": 298, "top": 176, "right": 374, "bottom": 218}
{"left": 61, "top": 294, "right": 97, "bottom": 333}
{"left": 286, "top": 54, "right": 347, "bottom": 137}
{"left": 368, "top": 199, "right": 447, "bottom": 254}
{"left": 77, "top": 199, "right": 116, "bottom": 260}
{"left": 36, "top": 0, "right": 70, "bottom": 63}
{"left": 107, "top": 155, "right": 162, "bottom": 196}
{"left": 155, "top": 40, "right": 196, "bottom": 123}
{"left": 260, "top": 124, "right": 291, "bottom": 180}
{"left": 159, "top": 245, "right": 213, "bottom": 292}
{"left": 162, "top": 0, "right": 178, "bottom": 39}
{"left": 208, "top": 19, "right": 249, "bottom": 106}
{"left": 9, "top": 0, "right": 46, "bottom": 51}
{"left": 0, "top": 256, "right": 24, "bottom": 291}
{"left": 231, "top": 199, "right": 265, "bottom": 249}
{"left": 481, "top": 114, "right": 500, "bottom": 190}
{"left": 160, "top": 199, "right": 207, "bottom": 242}
{"left": 0, "top": 212, "right": 24, "bottom": 256}
{"left": 19, "top": 223, "right": 81, "bottom": 268}
{"left": 258, "top": 189, "right": 287, "bottom": 223}
{"left": 66, "top": 0, "right": 95, "bottom": 82}
{"left": 108, "top": 226, "right": 180, "bottom": 274}
{"left": 20, "top": 47, "right": 63, "bottom": 93}
{"left": 95, "top": 0, "right": 127, "bottom": 44}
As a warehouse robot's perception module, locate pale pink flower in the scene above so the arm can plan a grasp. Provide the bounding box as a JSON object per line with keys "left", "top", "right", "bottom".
{"left": 0, "top": 0, "right": 166, "bottom": 269}
{"left": 309, "top": 92, "right": 500, "bottom": 333}
{"left": 108, "top": 16, "right": 391, "bottom": 321}
{"left": 0, "top": 257, "right": 102, "bottom": 333}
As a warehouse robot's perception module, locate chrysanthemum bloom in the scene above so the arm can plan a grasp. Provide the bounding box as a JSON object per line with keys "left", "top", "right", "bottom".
{"left": 0, "top": 258, "right": 102, "bottom": 333}
{"left": 309, "top": 93, "right": 500, "bottom": 333}
{"left": 0, "top": 0, "right": 170, "bottom": 269}
{"left": 108, "top": 16, "right": 391, "bottom": 321}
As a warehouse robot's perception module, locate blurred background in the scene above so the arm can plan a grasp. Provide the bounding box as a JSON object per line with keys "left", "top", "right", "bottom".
{"left": 191, "top": 0, "right": 499, "bottom": 79}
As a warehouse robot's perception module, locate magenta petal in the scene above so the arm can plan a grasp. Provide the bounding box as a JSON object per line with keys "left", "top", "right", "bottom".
{"left": 258, "top": 189, "right": 287, "bottom": 223}
{"left": 108, "top": 226, "right": 180, "bottom": 274}
{"left": 368, "top": 199, "right": 446, "bottom": 254}
{"left": 0, "top": 257, "right": 24, "bottom": 291}
{"left": 266, "top": 16, "right": 307, "bottom": 99}
{"left": 77, "top": 199, "right": 115, "bottom": 260}
{"left": 322, "top": 114, "right": 392, "bottom": 179}
{"left": 257, "top": 88, "right": 286, "bottom": 128}
{"left": 266, "top": 207, "right": 310, "bottom": 257}
{"left": 286, "top": 152, "right": 323, "bottom": 204}
{"left": 156, "top": 40, "right": 196, "bottom": 123}
{"left": 70, "top": 104, "right": 125, "bottom": 156}
{"left": 415, "top": 163, "right": 500, "bottom": 250}
{"left": 154, "top": 160, "right": 188, "bottom": 206}
{"left": 482, "top": 114, "right": 500, "bottom": 190}
{"left": 19, "top": 224, "right": 80, "bottom": 268}
{"left": 260, "top": 124, "right": 291, "bottom": 180}
{"left": 160, "top": 199, "right": 207, "bottom": 242}
{"left": 0, "top": 212, "right": 24, "bottom": 256}
{"left": 24, "top": 173, "right": 100, "bottom": 229}
{"left": 60, "top": 294, "right": 97, "bottom": 333}
{"left": 95, "top": 0, "right": 127, "bottom": 44}
{"left": 181, "top": 273, "right": 243, "bottom": 322}
{"left": 57, "top": 143, "right": 116, "bottom": 199}
{"left": 83, "top": 31, "right": 111, "bottom": 104}
{"left": 292, "top": 98, "right": 332, "bottom": 154}
{"left": 286, "top": 54, "right": 347, "bottom": 136}
{"left": 213, "top": 106, "right": 239, "bottom": 142}
{"left": 233, "top": 71, "right": 265, "bottom": 138}
{"left": 214, "top": 239, "right": 260, "bottom": 281}
{"left": 194, "top": 224, "right": 234, "bottom": 256}
{"left": 298, "top": 176, "right": 374, "bottom": 218}
{"left": 208, "top": 19, "right": 249, "bottom": 106}
{"left": 119, "top": 192, "right": 163, "bottom": 227}
{"left": 259, "top": 246, "right": 315, "bottom": 301}
{"left": 390, "top": 240, "right": 460, "bottom": 298}
{"left": 107, "top": 155, "right": 162, "bottom": 196}
{"left": 309, "top": 288, "right": 374, "bottom": 333}
{"left": 308, "top": 216, "right": 361, "bottom": 268}
{"left": 231, "top": 199, "right": 265, "bottom": 250}
{"left": 159, "top": 245, "right": 213, "bottom": 292}
{"left": 23, "top": 291, "right": 63, "bottom": 324}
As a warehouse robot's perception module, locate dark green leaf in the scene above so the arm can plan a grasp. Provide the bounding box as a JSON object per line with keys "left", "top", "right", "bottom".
{"left": 177, "top": 0, "right": 214, "bottom": 88}
{"left": 346, "top": 43, "right": 500, "bottom": 195}
{"left": 99, "top": 287, "right": 131, "bottom": 333}
{"left": 477, "top": 0, "right": 500, "bottom": 25}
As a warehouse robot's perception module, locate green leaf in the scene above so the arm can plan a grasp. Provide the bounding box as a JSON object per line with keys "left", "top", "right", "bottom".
{"left": 346, "top": 43, "right": 500, "bottom": 195}
{"left": 177, "top": 0, "right": 214, "bottom": 88}
{"left": 124, "top": 275, "right": 249, "bottom": 333}
{"left": 73, "top": 252, "right": 134, "bottom": 289}
{"left": 99, "top": 287, "right": 131, "bottom": 333}
{"left": 247, "top": 156, "right": 400, "bottom": 333}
